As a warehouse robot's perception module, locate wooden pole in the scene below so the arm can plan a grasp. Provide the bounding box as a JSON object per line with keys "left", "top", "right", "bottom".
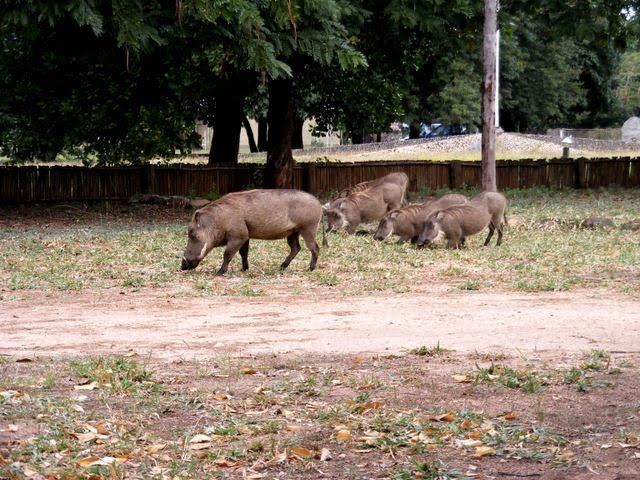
{"left": 481, "top": 0, "right": 497, "bottom": 192}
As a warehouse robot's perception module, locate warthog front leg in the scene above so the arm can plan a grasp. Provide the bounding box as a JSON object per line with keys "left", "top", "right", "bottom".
{"left": 216, "top": 238, "right": 247, "bottom": 276}
{"left": 280, "top": 233, "right": 301, "bottom": 271}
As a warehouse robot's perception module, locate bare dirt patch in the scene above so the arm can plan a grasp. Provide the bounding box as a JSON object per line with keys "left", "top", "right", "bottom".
{"left": 2, "top": 286, "right": 639, "bottom": 361}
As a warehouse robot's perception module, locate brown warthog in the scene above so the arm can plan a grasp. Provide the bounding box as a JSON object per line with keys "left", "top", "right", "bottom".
{"left": 181, "top": 189, "right": 323, "bottom": 275}
{"left": 417, "top": 191, "right": 507, "bottom": 249}
{"left": 325, "top": 172, "right": 408, "bottom": 234}
{"left": 373, "top": 193, "right": 468, "bottom": 243}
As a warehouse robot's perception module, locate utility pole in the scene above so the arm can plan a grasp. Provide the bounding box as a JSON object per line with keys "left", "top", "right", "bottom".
{"left": 481, "top": 0, "right": 498, "bottom": 191}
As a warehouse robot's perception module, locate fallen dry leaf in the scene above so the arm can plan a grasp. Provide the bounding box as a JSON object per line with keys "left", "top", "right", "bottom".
{"left": 356, "top": 431, "right": 384, "bottom": 445}
{"left": 21, "top": 464, "right": 38, "bottom": 476}
{"left": 452, "top": 374, "right": 472, "bottom": 383}
{"left": 214, "top": 458, "right": 238, "bottom": 467}
{"left": 189, "top": 434, "right": 213, "bottom": 443}
{"left": 291, "top": 447, "right": 314, "bottom": 459}
{"left": 189, "top": 434, "right": 214, "bottom": 450}
{"left": 77, "top": 455, "right": 128, "bottom": 467}
{"left": 429, "top": 412, "right": 456, "bottom": 422}
{"left": 460, "top": 420, "right": 476, "bottom": 430}
{"left": 457, "top": 439, "right": 483, "bottom": 448}
{"left": 320, "top": 448, "right": 331, "bottom": 461}
{"left": 71, "top": 431, "right": 109, "bottom": 443}
{"left": 212, "top": 392, "right": 231, "bottom": 401}
{"left": 472, "top": 446, "right": 496, "bottom": 457}
{"left": 95, "top": 422, "right": 109, "bottom": 435}
{"left": 241, "top": 368, "right": 257, "bottom": 375}
{"left": 335, "top": 430, "right": 352, "bottom": 442}
{"left": 146, "top": 443, "right": 167, "bottom": 454}
{"left": 350, "top": 400, "right": 383, "bottom": 414}
{"left": 555, "top": 450, "right": 576, "bottom": 460}
{"left": 357, "top": 383, "right": 377, "bottom": 391}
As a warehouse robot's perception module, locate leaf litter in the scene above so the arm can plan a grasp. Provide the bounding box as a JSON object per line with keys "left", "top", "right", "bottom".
{"left": 1, "top": 349, "right": 640, "bottom": 479}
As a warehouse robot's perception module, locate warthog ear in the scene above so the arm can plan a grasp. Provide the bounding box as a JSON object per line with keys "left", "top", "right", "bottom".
{"left": 389, "top": 211, "right": 400, "bottom": 219}
{"left": 194, "top": 210, "right": 212, "bottom": 229}
{"left": 435, "top": 211, "right": 445, "bottom": 221}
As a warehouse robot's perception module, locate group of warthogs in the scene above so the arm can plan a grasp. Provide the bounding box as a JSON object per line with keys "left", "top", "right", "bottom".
{"left": 180, "top": 172, "right": 508, "bottom": 276}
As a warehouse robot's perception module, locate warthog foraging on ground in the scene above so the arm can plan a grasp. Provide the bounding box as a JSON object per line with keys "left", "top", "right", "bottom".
{"left": 417, "top": 191, "right": 507, "bottom": 249}
{"left": 325, "top": 172, "right": 409, "bottom": 234}
{"left": 373, "top": 193, "right": 468, "bottom": 243}
{"left": 181, "top": 189, "right": 323, "bottom": 275}
{"left": 335, "top": 179, "right": 377, "bottom": 199}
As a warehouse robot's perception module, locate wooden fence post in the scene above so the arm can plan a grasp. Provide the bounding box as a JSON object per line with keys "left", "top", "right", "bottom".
{"left": 450, "top": 160, "right": 463, "bottom": 189}
{"left": 575, "top": 158, "right": 587, "bottom": 189}
{"left": 302, "top": 162, "right": 315, "bottom": 193}
{"left": 140, "top": 164, "right": 156, "bottom": 194}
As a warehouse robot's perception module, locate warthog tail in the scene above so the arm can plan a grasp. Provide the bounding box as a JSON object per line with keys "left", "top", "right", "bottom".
{"left": 321, "top": 214, "right": 329, "bottom": 247}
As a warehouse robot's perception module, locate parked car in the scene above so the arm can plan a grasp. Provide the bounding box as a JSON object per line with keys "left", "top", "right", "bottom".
{"left": 421, "top": 123, "right": 468, "bottom": 138}
{"left": 396, "top": 121, "right": 471, "bottom": 140}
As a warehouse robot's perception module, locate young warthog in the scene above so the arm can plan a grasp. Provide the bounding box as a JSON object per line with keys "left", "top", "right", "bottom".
{"left": 417, "top": 191, "right": 507, "bottom": 249}
{"left": 325, "top": 172, "right": 408, "bottom": 234}
{"left": 181, "top": 189, "right": 323, "bottom": 275}
{"left": 373, "top": 193, "right": 468, "bottom": 243}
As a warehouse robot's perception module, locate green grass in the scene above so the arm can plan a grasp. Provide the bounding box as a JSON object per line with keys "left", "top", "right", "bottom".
{"left": 1, "top": 187, "right": 639, "bottom": 296}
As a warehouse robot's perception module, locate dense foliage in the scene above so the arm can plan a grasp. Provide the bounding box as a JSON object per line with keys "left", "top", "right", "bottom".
{"left": 0, "top": 0, "right": 639, "bottom": 167}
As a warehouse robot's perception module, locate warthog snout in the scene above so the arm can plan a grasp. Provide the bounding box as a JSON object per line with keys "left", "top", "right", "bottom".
{"left": 181, "top": 257, "right": 199, "bottom": 270}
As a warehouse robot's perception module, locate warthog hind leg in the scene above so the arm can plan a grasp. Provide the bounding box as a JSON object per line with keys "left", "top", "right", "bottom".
{"left": 239, "top": 240, "right": 250, "bottom": 271}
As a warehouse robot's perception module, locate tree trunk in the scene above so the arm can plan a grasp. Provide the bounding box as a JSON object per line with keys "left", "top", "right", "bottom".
{"left": 292, "top": 117, "right": 304, "bottom": 150}
{"left": 481, "top": 0, "right": 497, "bottom": 191}
{"left": 265, "top": 78, "right": 295, "bottom": 189}
{"left": 257, "top": 118, "right": 268, "bottom": 151}
{"left": 243, "top": 116, "right": 258, "bottom": 153}
{"left": 208, "top": 82, "right": 246, "bottom": 164}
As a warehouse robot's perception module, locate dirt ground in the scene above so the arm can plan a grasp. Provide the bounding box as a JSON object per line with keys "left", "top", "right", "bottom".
{"left": 2, "top": 286, "right": 640, "bottom": 479}
{"left": 2, "top": 286, "right": 640, "bottom": 361}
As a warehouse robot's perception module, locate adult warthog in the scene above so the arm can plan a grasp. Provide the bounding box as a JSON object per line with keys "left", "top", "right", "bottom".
{"left": 417, "top": 191, "right": 508, "bottom": 249}
{"left": 181, "top": 189, "right": 323, "bottom": 275}
{"left": 324, "top": 172, "right": 408, "bottom": 234}
{"left": 373, "top": 193, "right": 468, "bottom": 243}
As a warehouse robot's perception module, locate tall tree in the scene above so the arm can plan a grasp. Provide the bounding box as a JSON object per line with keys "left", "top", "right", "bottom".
{"left": 615, "top": 51, "right": 640, "bottom": 117}
{"left": 258, "top": 1, "right": 367, "bottom": 187}
{"left": 481, "top": 0, "right": 497, "bottom": 192}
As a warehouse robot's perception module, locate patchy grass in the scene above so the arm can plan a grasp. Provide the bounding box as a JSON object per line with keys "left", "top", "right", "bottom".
{"left": 2, "top": 350, "right": 639, "bottom": 479}
{"left": 2, "top": 187, "right": 638, "bottom": 297}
